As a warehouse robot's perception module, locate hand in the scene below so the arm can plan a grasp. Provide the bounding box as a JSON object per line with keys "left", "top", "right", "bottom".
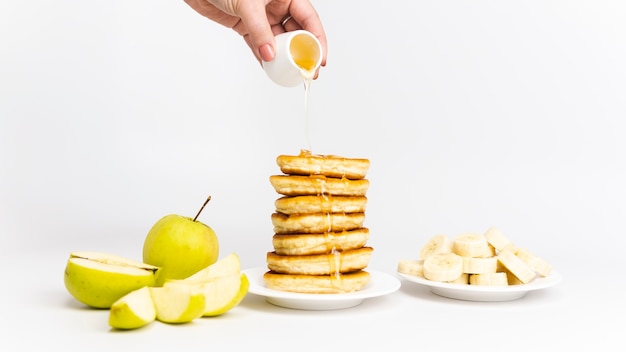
{"left": 184, "top": 0, "right": 327, "bottom": 68}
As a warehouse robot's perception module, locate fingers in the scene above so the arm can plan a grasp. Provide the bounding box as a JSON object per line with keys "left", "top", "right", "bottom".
{"left": 235, "top": 0, "right": 277, "bottom": 62}
{"left": 184, "top": 0, "right": 239, "bottom": 28}
{"left": 189, "top": 0, "right": 327, "bottom": 69}
{"left": 281, "top": 15, "right": 302, "bottom": 32}
{"left": 237, "top": 0, "right": 326, "bottom": 67}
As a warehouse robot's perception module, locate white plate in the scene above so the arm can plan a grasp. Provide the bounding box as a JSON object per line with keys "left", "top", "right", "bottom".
{"left": 243, "top": 267, "right": 401, "bottom": 310}
{"left": 398, "top": 271, "right": 562, "bottom": 302}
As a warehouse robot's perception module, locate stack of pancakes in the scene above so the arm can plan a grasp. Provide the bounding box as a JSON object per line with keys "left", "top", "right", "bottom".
{"left": 263, "top": 150, "right": 374, "bottom": 294}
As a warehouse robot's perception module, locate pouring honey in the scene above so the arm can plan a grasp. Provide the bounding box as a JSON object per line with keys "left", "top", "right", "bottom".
{"left": 262, "top": 30, "right": 322, "bottom": 87}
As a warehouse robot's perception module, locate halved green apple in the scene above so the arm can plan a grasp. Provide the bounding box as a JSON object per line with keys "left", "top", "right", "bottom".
{"left": 64, "top": 251, "right": 160, "bottom": 308}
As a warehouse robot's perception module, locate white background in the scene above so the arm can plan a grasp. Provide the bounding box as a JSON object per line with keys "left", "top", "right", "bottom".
{"left": 1, "top": 1, "right": 624, "bottom": 350}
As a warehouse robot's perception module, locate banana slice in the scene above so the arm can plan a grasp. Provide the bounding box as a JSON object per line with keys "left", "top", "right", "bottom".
{"left": 449, "top": 273, "right": 469, "bottom": 285}
{"left": 469, "top": 272, "right": 508, "bottom": 286}
{"left": 503, "top": 268, "right": 524, "bottom": 285}
{"left": 484, "top": 226, "right": 515, "bottom": 252}
{"left": 423, "top": 253, "right": 463, "bottom": 282}
{"left": 419, "top": 234, "right": 453, "bottom": 260}
{"left": 453, "top": 233, "right": 495, "bottom": 258}
{"left": 462, "top": 256, "right": 498, "bottom": 274}
{"left": 496, "top": 261, "right": 524, "bottom": 285}
{"left": 497, "top": 249, "right": 536, "bottom": 284}
{"left": 514, "top": 247, "right": 552, "bottom": 277}
{"left": 397, "top": 259, "right": 424, "bottom": 277}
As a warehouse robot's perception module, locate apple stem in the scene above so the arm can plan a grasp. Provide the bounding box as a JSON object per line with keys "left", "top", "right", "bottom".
{"left": 193, "top": 195, "right": 211, "bottom": 222}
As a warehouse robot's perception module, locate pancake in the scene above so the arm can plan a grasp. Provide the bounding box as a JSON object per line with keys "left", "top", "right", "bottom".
{"left": 274, "top": 195, "right": 367, "bottom": 215}
{"left": 269, "top": 175, "right": 370, "bottom": 196}
{"left": 276, "top": 151, "right": 370, "bottom": 180}
{"left": 272, "top": 228, "right": 370, "bottom": 256}
{"left": 263, "top": 270, "right": 371, "bottom": 294}
{"left": 266, "top": 247, "right": 373, "bottom": 275}
{"left": 271, "top": 212, "right": 366, "bottom": 234}
{"left": 267, "top": 151, "right": 374, "bottom": 294}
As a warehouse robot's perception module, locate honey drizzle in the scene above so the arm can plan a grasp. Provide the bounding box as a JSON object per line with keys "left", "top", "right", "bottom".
{"left": 303, "top": 77, "right": 313, "bottom": 152}
{"left": 311, "top": 167, "right": 341, "bottom": 286}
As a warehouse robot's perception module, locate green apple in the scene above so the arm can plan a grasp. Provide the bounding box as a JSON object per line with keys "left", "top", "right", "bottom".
{"left": 109, "top": 286, "right": 156, "bottom": 330}
{"left": 143, "top": 196, "right": 219, "bottom": 286}
{"left": 150, "top": 285, "right": 206, "bottom": 324}
{"left": 165, "top": 253, "right": 249, "bottom": 317}
{"left": 64, "top": 251, "right": 160, "bottom": 308}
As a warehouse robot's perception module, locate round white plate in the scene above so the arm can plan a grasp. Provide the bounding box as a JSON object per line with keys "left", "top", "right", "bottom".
{"left": 398, "top": 271, "right": 562, "bottom": 302}
{"left": 243, "top": 267, "right": 401, "bottom": 310}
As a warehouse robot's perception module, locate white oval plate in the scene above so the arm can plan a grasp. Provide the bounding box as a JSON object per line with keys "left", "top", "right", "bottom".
{"left": 243, "top": 267, "right": 401, "bottom": 310}
{"left": 398, "top": 271, "right": 562, "bottom": 302}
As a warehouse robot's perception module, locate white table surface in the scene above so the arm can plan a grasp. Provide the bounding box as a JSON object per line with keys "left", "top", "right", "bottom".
{"left": 2, "top": 241, "right": 622, "bottom": 351}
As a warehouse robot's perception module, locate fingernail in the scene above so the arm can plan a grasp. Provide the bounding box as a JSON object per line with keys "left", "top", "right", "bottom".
{"left": 259, "top": 44, "right": 275, "bottom": 62}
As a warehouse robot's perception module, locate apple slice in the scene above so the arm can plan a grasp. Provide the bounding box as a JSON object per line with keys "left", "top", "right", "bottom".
{"left": 164, "top": 253, "right": 249, "bottom": 316}
{"left": 109, "top": 286, "right": 156, "bottom": 330}
{"left": 149, "top": 285, "right": 205, "bottom": 324}
{"left": 183, "top": 252, "right": 241, "bottom": 282}
{"left": 64, "top": 251, "right": 160, "bottom": 308}
{"left": 202, "top": 273, "right": 249, "bottom": 316}
{"left": 166, "top": 272, "right": 249, "bottom": 317}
